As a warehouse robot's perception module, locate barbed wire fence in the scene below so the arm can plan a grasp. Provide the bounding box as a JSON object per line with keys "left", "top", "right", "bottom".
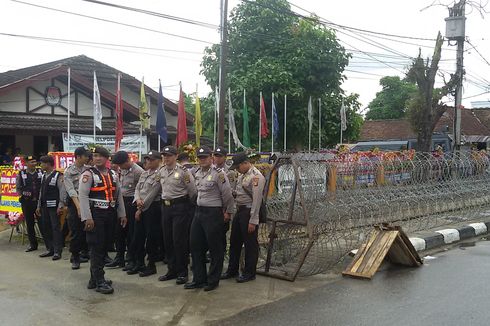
{"left": 257, "top": 151, "right": 490, "bottom": 281}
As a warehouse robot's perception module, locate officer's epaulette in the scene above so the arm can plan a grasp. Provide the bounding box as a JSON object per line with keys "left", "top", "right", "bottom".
{"left": 214, "top": 167, "right": 223, "bottom": 173}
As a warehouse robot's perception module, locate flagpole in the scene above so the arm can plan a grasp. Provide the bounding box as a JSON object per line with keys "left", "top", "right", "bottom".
{"left": 147, "top": 93, "right": 151, "bottom": 153}
{"left": 284, "top": 94, "right": 287, "bottom": 152}
{"left": 318, "top": 98, "right": 321, "bottom": 150}
{"left": 214, "top": 88, "right": 218, "bottom": 150}
{"left": 340, "top": 98, "right": 344, "bottom": 145}
{"left": 228, "top": 88, "right": 231, "bottom": 153}
{"left": 139, "top": 125, "right": 142, "bottom": 160}
{"left": 93, "top": 71, "right": 96, "bottom": 144}
{"left": 259, "top": 91, "right": 262, "bottom": 153}
{"left": 195, "top": 83, "right": 199, "bottom": 148}
{"left": 271, "top": 92, "right": 274, "bottom": 154}
{"left": 67, "top": 67, "right": 71, "bottom": 151}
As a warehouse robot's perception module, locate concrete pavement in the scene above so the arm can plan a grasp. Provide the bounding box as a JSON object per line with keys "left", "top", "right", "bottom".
{"left": 0, "top": 229, "right": 335, "bottom": 326}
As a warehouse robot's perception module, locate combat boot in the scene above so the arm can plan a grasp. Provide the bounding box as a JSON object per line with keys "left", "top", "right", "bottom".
{"left": 126, "top": 263, "right": 145, "bottom": 275}
{"left": 71, "top": 255, "right": 81, "bottom": 270}
{"left": 95, "top": 280, "right": 114, "bottom": 294}
{"left": 106, "top": 254, "right": 125, "bottom": 268}
{"left": 139, "top": 262, "right": 157, "bottom": 277}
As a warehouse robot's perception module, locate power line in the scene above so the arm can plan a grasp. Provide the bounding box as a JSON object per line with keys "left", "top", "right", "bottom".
{"left": 466, "top": 39, "right": 490, "bottom": 66}
{"left": 81, "top": 0, "right": 219, "bottom": 29}
{"left": 10, "top": 0, "right": 214, "bottom": 44}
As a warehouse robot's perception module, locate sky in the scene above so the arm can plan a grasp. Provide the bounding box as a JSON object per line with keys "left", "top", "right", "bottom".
{"left": 1, "top": 0, "right": 489, "bottom": 112}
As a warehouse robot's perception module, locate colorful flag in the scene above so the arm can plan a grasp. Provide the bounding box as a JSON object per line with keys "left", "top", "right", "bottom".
{"left": 242, "top": 89, "right": 250, "bottom": 148}
{"left": 260, "top": 94, "right": 269, "bottom": 138}
{"left": 93, "top": 71, "right": 102, "bottom": 131}
{"left": 115, "top": 73, "right": 123, "bottom": 151}
{"left": 176, "top": 83, "right": 188, "bottom": 146}
{"left": 195, "top": 87, "right": 202, "bottom": 147}
{"left": 272, "top": 93, "right": 279, "bottom": 141}
{"left": 139, "top": 78, "right": 149, "bottom": 130}
{"left": 340, "top": 99, "right": 347, "bottom": 131}
{"left": 156, "top": 80, "right": 168, "bottom": 143}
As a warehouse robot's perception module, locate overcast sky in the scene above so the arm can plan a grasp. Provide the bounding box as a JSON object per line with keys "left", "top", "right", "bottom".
{"left": 1, "top": 0, "right": 489, "bottom": 111}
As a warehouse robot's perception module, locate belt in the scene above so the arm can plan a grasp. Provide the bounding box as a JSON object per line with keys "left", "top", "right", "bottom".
{"left": 162, "top": 195, "right": 189, "bottom": 207}
{"left": 238, "top": 205, "right": 252, "bottom": 210}
{"left": 89, "top": 198, "right": 116, "bottom": 209}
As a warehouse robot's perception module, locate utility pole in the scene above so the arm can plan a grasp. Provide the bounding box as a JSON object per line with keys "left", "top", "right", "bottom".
{"left": 445, "top": 0, "right": 466, "bottom": 151}
{"left": 217, "top": 0, "right": 229, "bottom": 147}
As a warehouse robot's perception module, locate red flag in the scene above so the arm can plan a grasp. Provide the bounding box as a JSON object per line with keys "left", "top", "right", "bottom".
{"left": 115, "top": 73, "right": 123, "bottom": 151}
{"left": 260, "top": 95, "right": 269, "bottom": 138}
{"left": 176, "top": 83, "right": 188, "bottom": 146}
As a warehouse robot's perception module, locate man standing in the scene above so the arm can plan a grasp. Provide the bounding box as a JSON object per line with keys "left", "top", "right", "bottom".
{"left": 213, "top": 146, "right": 238, "bottom": 252}
{"left": 16, "top": 155, "right": 42, "bottom": 252}
{"left": 110, "top": 151, "right": 144, "bottom": 271}
{"left": 79, "top": 146, "right": 126, "bottom": 294}
{"left": 222, "top": 152, "right": 265, "bottom": 283}
{"left": 63, "top": 147, "right": 90, "bottom": 270}
{"left": 158, "top": 146, "right": 196, "bottom": 285}
{"left": 129, "top": 151, "right": 162, "bottom": 277}
{"left": 185, "top": 146, "right": 235, "bottom": 292}
{"left": 36, "top": 155, "right": 65, "bottom": 260}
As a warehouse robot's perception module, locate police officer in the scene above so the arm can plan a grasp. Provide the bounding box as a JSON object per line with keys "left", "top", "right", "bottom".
{"left": 222, "top": 152, "right": 265, "bottom": 282}
{"left": 36, "top": 155, "right": 65, "bottom": 260}
{"left": 79, "top": 146, "right": 126, "bottom": 294}
{"left": 213, "top": 146, "right": 238, "bottom": 252}
{"left": 64, "top": 147, "right": 90, "bottom": 270}
{"left": 184, "top": 146, "right": 235, "bottom": 292}
{"left": 129, "top": 150, "right": 162, "bottom": 277}
{"left": 16, "top": 155, "right": 43, "bottom": 252}
{"left": 110, "top": 151, "right": 144, "bottom": 271}
{"left": 158, "top": 146, "right": 196, "bottom": 285}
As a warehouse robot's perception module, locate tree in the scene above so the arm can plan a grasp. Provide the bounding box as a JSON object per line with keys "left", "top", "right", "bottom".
{"left": 365, "top": 76, "right": 417, "bottom": 120}
{"left": 200, "top": 0, "right": 362, "bottom": 150}
{"left": 406, "top": 32, "right": 458, "bottom": 152}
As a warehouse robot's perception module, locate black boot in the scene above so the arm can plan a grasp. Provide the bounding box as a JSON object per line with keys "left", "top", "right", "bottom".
{"left": 139, "top": 263, "right": 157, "bottom": 277}
{"left": 106, "top": 254, "right": 125, "bottom": 268}
{"left": 122, "top": 261, "right": 135, "bottom": 272}
{"left": 96, "top": 280, "right": 114, "bottom": 294}
{"left": 103, "top": 254, "right": 113, "bottom": 266}
{"left": 126, "top": 263, "right": 145, "bottom": 275}
{"left": 71, "top": 255, "right": 81, "bottom": 270}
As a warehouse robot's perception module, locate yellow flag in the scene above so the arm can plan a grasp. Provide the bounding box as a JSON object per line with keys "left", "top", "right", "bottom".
{"left": 139, "top": 78, "right": 149, "bottom": 130}
{"left": 195, "top": 91, "right": 202, "bottom": 146}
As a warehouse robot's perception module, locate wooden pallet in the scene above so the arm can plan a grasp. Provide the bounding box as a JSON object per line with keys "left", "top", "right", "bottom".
{"left": 342, "top": 225, "right": 423, "bottom": 280}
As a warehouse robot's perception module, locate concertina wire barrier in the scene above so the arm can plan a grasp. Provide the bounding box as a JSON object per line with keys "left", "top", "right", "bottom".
{"left": 256, "top": 151, "right": 490, "bottom": 281}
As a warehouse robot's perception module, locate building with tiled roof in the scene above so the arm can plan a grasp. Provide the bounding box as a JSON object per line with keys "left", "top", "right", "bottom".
{"left": 0, "top": 55, "right": 191, "bottom": 157}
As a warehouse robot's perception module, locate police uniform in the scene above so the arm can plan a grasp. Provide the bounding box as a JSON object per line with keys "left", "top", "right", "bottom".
{"left": 186, "top": 146, "right": 235, "bottom": 290}
{"left": 64, "top": 162, "right": 89, "bottom": 265}
{"left": 16, "top": 163, "right": 43, "bottom": 251}
{"left": 130, "top": 153, "right": 162, "bottom": 276}
{"left": 111, "top": 151, "right": 144, "bottom": 270}
{"left": 224, "top": 153, "right": 265, "bottom": 281}
{"left": 159, "top": 146, "right": 197, "bottom": 282}
{"left": 37, "top": 169, "right": 65, "bottom": 257}
{"left": 79, "top": 156, "right": 126, "bottom": 290}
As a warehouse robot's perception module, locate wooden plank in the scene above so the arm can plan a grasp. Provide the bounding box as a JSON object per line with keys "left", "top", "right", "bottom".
{"left": 356, "top": 231, "right": 389, "bottom": 273}
{"left": 345, "top": 230, "right": 379, "bottom": 273}
{"left": 364, "top": 231, "right": 398, "bottom": 277}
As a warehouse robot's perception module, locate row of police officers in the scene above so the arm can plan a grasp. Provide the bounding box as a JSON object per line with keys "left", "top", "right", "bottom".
{"left": 16, "top": 145, "right": 265, "bottom": 294}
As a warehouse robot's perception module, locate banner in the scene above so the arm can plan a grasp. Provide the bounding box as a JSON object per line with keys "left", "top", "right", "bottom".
{"left": 0, "top": 166, "right": 22, "bottom": 220}
{"left": 62, "top": 133, "right": 147, "bottom": 153}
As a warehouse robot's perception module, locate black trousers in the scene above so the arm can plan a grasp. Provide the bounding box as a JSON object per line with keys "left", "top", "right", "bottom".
{"left": 162, "top": 201, "right": 192, "bottom": 277}
{"left": 134, "top": 201, "right": 160, "bottom": 265}
{"left": 21, "top": 199, "right": 38, "bottom": 248}
{"left": 112, "top": 196, "right": 134, "bottom": 259}
{"left": 227, "top": 207, "right": 259, "bottom": 277}
{"left": 67, "top": 200, "right": 87, "bottom": 257}
{"left": 86, "top": 209, "right": 115, "bottom": 282}
{"left": 190, "top": 206, "right": 224, "bottom": 286}
{"left": 39, "top": 206, "right": 63, "bottom": 254}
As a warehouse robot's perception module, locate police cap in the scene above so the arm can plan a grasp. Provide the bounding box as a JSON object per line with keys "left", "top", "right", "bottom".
{"left": 162, "top": 145, "right": 178, "bottom": 156}
{"left": 196, "top": 145, "right": 212, "bottom": 158}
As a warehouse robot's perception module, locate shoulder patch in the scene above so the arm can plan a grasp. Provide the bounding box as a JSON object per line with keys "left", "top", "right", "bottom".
{"left": 82, "top": 174, "right": 89, "bottom": 183}
{"left": 218, "top": 172, "right": 226, "bottom": 184}
{"left": 155, "top": 173, "right": 161, "bottom": 182}
{"left": 184, "top": 173, "right": 190, "bottom": 184}
{"left": 252, "top": 176, "right": 259, "bottom": 187}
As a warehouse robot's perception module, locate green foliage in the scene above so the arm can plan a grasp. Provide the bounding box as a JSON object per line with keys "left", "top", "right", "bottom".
{"left": 365, "top": 76, "right": 417, "bottom": 120}
{"left": 200, "top": 0, "right": 362, "bottom": 150}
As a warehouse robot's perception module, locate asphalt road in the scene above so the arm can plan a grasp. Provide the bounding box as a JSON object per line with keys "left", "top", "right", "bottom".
{"left": 214, "top": 239, "right": 490, "bottom": 326}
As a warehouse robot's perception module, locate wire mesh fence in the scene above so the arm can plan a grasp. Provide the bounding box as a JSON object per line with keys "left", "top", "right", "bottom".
{"left": 258, "top": 151, "right": 490, "bottom": 280}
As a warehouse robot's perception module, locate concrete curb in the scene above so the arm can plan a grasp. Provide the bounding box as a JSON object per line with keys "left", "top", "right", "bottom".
{"left": 409, "top": 222, "right": 489, "bottom": 252}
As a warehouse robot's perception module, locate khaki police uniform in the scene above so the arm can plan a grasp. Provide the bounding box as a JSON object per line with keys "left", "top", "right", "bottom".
{"left": 225, "top": 165, "right": 265, "bottom": 278}
{"left": 160, "top": 164, "right": 196, "bottom": 279}
{"left": 190, "top": 166, "right": 236, "bottom": 287}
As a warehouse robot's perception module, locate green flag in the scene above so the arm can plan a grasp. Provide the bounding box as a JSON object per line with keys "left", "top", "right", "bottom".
{"left": 242, "top": 89, "right": 251, "bottom": 148}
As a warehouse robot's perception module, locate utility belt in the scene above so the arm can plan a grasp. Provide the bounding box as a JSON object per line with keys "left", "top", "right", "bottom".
{"left": 162, "top": 195, "right": 189, "bottom": 207}
{"left": 89, "top": 198, "right": 117, "bottom": 210}
{"left": 237, "top": 205, "right": 252, "bottom": 210}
